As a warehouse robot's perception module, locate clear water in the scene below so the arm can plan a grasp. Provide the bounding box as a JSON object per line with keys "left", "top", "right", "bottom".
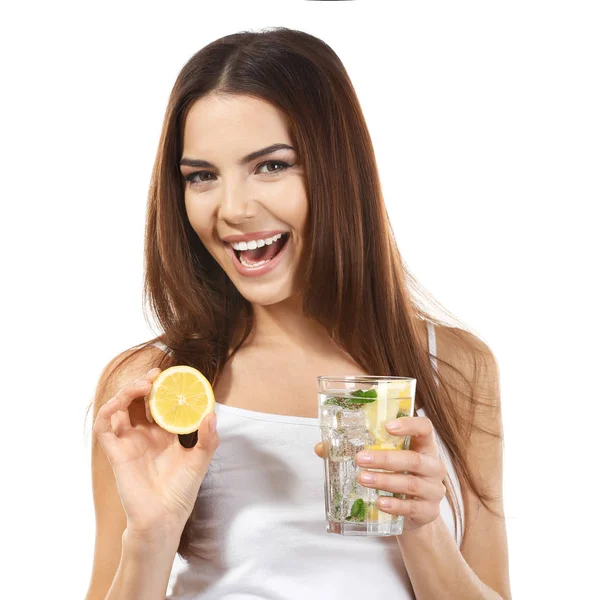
{"left": 319, "top": 392, "right": 410, "bottom": 536}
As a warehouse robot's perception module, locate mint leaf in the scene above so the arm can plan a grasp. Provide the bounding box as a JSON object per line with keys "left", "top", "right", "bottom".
{"left": 350, "top": 498, "right": 364, "bottom": 517}
{"left": 346, "top": 397, "right": 377, "bottom": 405}
{"left": 351, "top": 389, "right": 378, "bottom": 399}
{"left": 324, "top": 394, "right": 377, "bottom": 408}
{"left": 358, "top": 502, "right": 366, "bottom": 521}
{"left": 324, "top": 397, "right": 344, "bottom": 406}
{"left": 396, "top": 409, "right": 410, "bottom": 418}
{"left": 347, "top": 389, "right": 377, "bottom": 404}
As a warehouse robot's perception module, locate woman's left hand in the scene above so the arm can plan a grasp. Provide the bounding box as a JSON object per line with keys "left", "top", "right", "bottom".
{"left": 314, "top": 416, "right": 448, "bottom": 533}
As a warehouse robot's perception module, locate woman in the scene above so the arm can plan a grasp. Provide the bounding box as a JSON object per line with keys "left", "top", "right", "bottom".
{"left": 86, "top": 27, "right": 511, "bottom": 600}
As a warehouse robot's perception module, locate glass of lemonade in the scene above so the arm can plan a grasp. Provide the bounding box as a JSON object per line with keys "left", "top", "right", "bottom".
{"left": 318, "top": 375, "right": 416, "bottom": 536}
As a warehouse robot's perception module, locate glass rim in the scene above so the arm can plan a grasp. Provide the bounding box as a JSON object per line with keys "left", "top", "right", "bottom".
{"left": 317, "top": 375, "right": 416, "bottom": 383}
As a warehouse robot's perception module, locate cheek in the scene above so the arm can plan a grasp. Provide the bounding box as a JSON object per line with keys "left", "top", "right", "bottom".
{"left": 185, "top": 197, "right": 213, "bottom": 239}
{"left": 279, "top": 189, "right": 308, "bottom": 232}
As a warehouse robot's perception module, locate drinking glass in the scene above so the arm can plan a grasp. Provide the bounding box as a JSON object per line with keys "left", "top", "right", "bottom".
{"left": 318, "top": 375, "right": 416, "bottom": 536}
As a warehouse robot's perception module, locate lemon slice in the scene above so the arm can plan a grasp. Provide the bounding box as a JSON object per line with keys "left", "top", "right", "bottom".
{"left": 366, "top": 504, "right": 379, "bottom": 521}
{"left": 363, "top": 382, "right": 400, "bottom": 443}
{"left": 148, "top": 366, "right": 215, "bottom": 434}
{"left": 398, "top": 398, "right": 412, "bottom": 413}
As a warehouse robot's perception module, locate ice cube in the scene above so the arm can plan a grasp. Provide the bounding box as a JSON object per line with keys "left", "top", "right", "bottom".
{"left": 320, "top": 404, "right": 341, "bottom": 431}
{"left": 339, "top": 407, "right": 366, "bottom": 432}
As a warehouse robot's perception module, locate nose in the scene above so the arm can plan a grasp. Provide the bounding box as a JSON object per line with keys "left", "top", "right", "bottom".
{"left": 217, "top": 178, "right": 257, "bottom": 224}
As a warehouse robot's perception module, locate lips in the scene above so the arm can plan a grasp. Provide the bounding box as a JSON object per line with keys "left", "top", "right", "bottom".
{"left": 224, "top": 233, "right": 291, "bottom": 277}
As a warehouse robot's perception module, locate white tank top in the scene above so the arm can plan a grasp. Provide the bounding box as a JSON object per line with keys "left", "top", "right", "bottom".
{"left": 158, "top": 321, "right": 464, "bottom": 599}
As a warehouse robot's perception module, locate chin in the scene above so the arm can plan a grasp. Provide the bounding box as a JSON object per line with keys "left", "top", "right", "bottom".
{"left": 232, "top": 280, "right": 296, "bottom": 307}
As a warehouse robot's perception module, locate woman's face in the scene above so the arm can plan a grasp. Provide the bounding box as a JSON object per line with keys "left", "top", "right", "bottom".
{"left": 181, "top": 94, "right": 308, "bottom": 307}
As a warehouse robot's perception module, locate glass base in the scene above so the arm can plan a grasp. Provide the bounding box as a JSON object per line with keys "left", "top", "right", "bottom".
{"left": 326, "top": 516, "right": 404, "bottom": 536}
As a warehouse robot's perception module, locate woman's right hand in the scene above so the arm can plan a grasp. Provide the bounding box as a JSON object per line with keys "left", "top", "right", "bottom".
{"left": 93, "top": 368, "right": 219, "bottom": 540}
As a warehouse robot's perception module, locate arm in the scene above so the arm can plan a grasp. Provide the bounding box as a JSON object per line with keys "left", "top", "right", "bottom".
{"left": 105, "top": 528, "right": 182, "bottom": 600}
{"left": 397, "top": 516, "right": 506, "bottom": 600}
{"left": 85, "top": 346, "right": 174, "bottom": 600}
{"left": 397, "top": 329, "right": 511, "bottom": 599}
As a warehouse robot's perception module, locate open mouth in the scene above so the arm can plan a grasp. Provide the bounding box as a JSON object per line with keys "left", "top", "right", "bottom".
{"left": 230, "top": 232, "right": 290, "bottom": 268}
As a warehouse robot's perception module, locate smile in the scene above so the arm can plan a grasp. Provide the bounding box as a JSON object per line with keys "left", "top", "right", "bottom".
{"left": 224, "top": 233, "right": 290, "bottom": 277}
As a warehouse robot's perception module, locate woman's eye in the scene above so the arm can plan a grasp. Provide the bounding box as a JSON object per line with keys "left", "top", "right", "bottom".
{"left": 257, "top": 160, "right": 290, "bottom": 174}
{"left": 183, "top": 160, "right": 291, "bottom": 186}
{"left": 184, "top": 171, "right": 216, "bottom": 185}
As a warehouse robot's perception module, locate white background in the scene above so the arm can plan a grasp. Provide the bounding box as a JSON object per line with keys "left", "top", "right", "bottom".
{"left": 1, "top": 1, "right": 588, "bottom": 598}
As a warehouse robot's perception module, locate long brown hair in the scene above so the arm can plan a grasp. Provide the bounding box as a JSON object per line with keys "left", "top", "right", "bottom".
{"left": 86, "top": 26, "right": 503, "bottom": 560}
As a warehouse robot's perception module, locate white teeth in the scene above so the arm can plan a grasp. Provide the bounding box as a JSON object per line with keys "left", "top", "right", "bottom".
{"left": 230, "top": 232, "right": 285, "bottom": 251}
{"left": 239, "top": 255, "right": 271, "bottom": 267}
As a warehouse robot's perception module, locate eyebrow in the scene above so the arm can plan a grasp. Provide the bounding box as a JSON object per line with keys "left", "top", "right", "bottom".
{"left": 179, "top": 143, "right": 296, "bottom": 169}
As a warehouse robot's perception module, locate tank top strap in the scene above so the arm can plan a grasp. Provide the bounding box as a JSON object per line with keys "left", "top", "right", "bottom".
{"left": 426, "top": 321, "right": 440, "bottom": 386}
{"left": 152, "top": 340, "right": 169, "bottom": 352}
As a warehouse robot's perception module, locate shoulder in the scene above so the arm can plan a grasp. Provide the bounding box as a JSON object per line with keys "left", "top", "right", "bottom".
{"left": 432, "top": 327, "right": 509, "bottom": 597}
{"left": 87, "top": 342, "right": 167, "bottom": 436}
{"left": 93, "top": 343, "right": 166, "bottom": 409}
{"left": 432, "top": 324, "right": 499, "bottom": 395}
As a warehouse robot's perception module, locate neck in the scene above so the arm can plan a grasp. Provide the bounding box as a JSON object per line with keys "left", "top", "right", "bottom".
{"left": 235, "top": 295, "right": 335, "bottom": 353}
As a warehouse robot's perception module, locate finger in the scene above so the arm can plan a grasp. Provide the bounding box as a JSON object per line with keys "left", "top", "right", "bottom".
{"left": 111, "top": 368, "right": 161, "bottom": 435}
{"left": 314, "top": 441, "right": 326, "bottom": 459}
{"left": 112, "top": 394, "right": 133, "bottom": 432}
{"left": 358, "top": 470, "right": 447, "bottom": 502}
{"left": 375, "top": 495, "right": 438, "bottom": 522}
{"left": 184, "top": 412, "right": 220, "bottom": 479}
{"left": 94, "top": 378, "right": 152, "bottom": 438}
{"left": 114, "top": 377, "right": 157, "bottom": 432}
{"left": 145, "top": 367, "right": 161, "bottom": 380}
{"left": 141, "top": 368, "right": 160, "bottom": 425}
{"left": 356, "top": 449, "right": 444, "bottom": 478}
{"left": 384, "top": 416, "right": 439, "bottom": 455}
{"left": 144, "top": 395, "right": 154, "bottom": 423}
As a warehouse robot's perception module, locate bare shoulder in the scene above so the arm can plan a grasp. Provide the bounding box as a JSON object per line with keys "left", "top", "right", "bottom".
{"left": 434, "top": 323, "right": 497, "bottom": 368}
{"left": 92, "top": 343, "right": 166, "bottom": 425}
{"left": 431, "top": 323, "right": 500, "bottom": 410}
{"left": 95, "top": 343, "right": 165, "bottom": 406}
{"left": 430, "top": 324, "right": 510, "bottom": 598}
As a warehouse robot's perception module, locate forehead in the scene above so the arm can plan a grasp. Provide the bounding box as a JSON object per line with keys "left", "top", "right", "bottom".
{"left": 183, "top": 94, "right": 292, "bottom": 154}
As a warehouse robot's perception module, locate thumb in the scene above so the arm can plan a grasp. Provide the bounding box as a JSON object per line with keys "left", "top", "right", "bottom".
{"left": 185, "top": 412, "right": 219, "bottom": 476}
{"left": 197, "top": 412, "right": 219, "bottom": 453}
{"left": 314, "top": 441, "right": 326, "bottom": 459}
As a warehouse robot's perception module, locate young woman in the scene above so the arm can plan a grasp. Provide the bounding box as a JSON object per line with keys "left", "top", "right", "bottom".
{"left": 86, "top": 27, "right": 511, "bottom": 600}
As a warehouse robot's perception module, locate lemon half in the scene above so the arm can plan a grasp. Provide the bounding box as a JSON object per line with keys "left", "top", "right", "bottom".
{"left": 148, "top": 366, "right": 215, "bottom": 434}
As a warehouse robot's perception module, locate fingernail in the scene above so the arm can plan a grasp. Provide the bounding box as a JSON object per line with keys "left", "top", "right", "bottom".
{"left": 360, "top": 472, "right": 376, "bottom": 484}
{"left": 147, "top": 368, "right": 158, "bottom": 375}
{"left": 209, "top": 414, "right": 217, "bottom": 433}
{"left": 357, "top": 451, "right": 374, "bottom": 464}
{"left": 378, "top": 497, "right": 393, "bottom": 509}
{"left": 386, "top": 420, "right": 401, "bottom": 431}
